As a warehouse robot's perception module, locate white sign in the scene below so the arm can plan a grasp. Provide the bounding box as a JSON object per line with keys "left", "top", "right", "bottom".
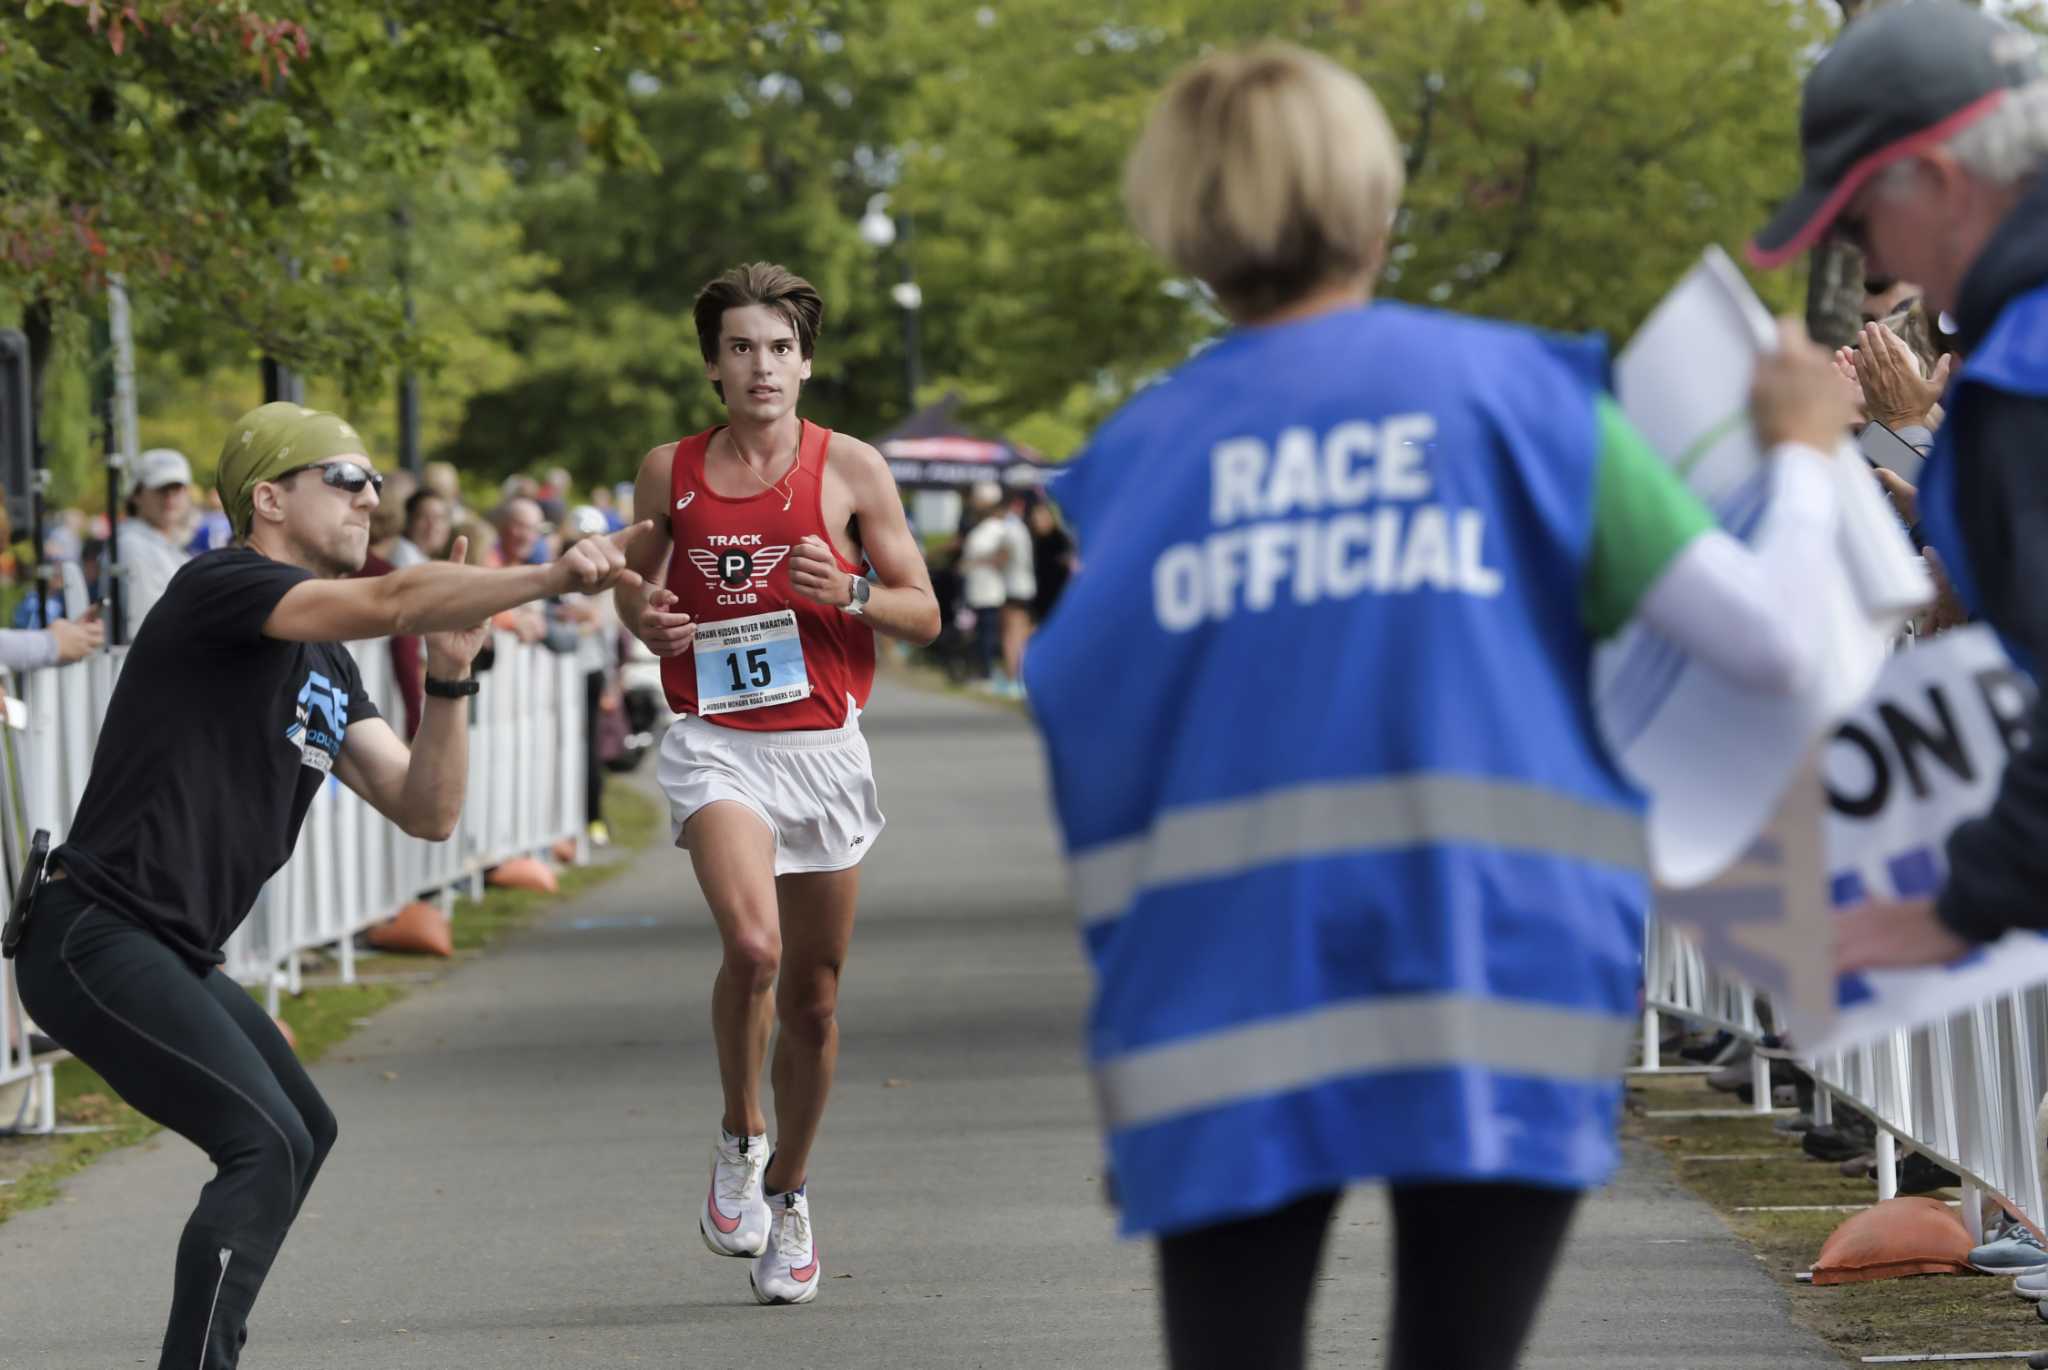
{"left": 1782, "top": 626, "right": 2048, "bottom": 1055}
{"left": 1600, "top": 247, "right": 1929, "bottom": 887}
{"left": 1653, "top": 762, "right": 1835, "bottom": 1038}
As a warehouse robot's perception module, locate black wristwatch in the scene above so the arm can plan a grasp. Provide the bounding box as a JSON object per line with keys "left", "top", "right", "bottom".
{"left": 424, "top": 675, "right": 481, "bottom": 699}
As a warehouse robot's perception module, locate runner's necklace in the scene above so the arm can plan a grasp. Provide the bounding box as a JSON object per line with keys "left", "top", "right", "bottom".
{"left": 733, "top": 435, "right": 798, "bottom": 511}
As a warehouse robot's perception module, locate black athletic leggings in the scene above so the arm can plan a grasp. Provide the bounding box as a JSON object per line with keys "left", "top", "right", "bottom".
{"left": 1157, "top": 1183, "right": 1580, "bottom": 1370}
{"left": 13, "top": 877, "right": 336, "bottom": 1370}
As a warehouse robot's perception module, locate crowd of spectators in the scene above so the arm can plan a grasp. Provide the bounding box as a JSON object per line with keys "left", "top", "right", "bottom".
{"left": 2, "top": 436, "right": 1076, "bottom": 838}
{"left": 2, "top": 457, "right": 646, "bottom": 847}
{"left": 926, "top": 481, "right": 1075, "bottom": 697}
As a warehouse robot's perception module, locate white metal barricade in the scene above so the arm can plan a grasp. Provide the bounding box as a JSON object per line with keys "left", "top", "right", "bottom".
{"left": 0, "top": 632, "right": 587, "bottom": 1131}
{"left": 1646, "top": 914, "right": 2048, "bottom": 1235}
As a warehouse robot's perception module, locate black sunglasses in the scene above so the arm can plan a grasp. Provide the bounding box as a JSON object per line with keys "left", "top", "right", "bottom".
{"left": 279, "top": 460, "right": 384, "bottom": 498}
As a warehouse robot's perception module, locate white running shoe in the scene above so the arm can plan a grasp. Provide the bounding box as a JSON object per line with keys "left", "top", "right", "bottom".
{"left": 750, "top": 1185, "right": 821, "bottom": 1305}
{"left": 700, "top": 1129, "right": 771, "bottom": 1258}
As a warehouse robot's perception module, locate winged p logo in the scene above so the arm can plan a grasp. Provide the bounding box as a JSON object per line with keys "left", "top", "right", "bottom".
{"left": 687, "top": 545, "right": 790, "bottom": 591}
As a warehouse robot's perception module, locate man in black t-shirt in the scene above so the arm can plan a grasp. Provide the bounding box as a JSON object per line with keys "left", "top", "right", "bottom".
{"left": 13, "top": 402, "right": 667, "bottom": 1370}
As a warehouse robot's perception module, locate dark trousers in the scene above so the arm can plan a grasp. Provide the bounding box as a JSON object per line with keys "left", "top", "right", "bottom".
{"left": 14, "top": 878, "right": 336, "bottom": 1370}
{"left": 1157, "top": 1182, "right": 1579, "bottom": 1370}
{"left": 971, "top": 604, "right": 1003, "bottom": 679}
{"left": 584, "top": 669, "right": 606, "bottom": 827}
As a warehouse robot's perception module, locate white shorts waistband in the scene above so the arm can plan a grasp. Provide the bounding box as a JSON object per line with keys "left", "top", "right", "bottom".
{"left": 678, "top": 713, "right": 864, "bottom": 751}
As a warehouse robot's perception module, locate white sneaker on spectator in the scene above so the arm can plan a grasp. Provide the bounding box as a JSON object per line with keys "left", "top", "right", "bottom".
{"left": 2014, "top": 1267, "right": 2048, "bottom": 1299}
{"left": 751, "top": 1185, "right": 821, "bottom": 1305}
{"left": 700, "top": 1128, "right": 771, "bottom": 1258}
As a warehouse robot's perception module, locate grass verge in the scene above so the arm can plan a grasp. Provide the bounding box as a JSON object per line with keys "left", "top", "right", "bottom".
{"left": 0, "top": 780, "right": 659, "bottom": 1227}
{"left": 1630, "top": 1066, "right": 2045, "bottom": 1364}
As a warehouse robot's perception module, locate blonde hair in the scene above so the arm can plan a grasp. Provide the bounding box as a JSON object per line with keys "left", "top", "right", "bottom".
{"left": 1125, "top": 43, "right": 1404, "bottom": 320}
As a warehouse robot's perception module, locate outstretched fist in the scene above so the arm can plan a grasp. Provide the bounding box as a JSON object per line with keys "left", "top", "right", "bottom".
{"left": 554, "top": 520, "right": 653, "bottom": 595}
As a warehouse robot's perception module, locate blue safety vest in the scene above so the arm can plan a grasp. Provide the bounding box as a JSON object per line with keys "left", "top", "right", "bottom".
{"left": 1024, "top": 303, "right": 1650, "bottom": 1238}
{"left": 1916, "top": 281, "right": 2048, "bottom": 679}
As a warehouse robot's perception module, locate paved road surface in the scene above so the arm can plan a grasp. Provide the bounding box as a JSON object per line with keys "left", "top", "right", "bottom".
{"left": 0, "top": 681, "right": 1839, "bottom": 1368}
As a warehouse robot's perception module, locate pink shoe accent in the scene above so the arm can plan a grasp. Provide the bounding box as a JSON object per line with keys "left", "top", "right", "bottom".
{"left": 705, "top": 1174, "right": 742, "bottom": 1234}
{"left": 790, "top": 1241, "right": 819, "bottom": 1283}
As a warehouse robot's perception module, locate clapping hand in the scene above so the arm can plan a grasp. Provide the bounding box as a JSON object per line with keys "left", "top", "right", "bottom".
{"left": 1854, "top": 323, "right": 1951, "bottom": 432}
{"left": 1832, "top": 347, "right": 1868, "bottom": 419}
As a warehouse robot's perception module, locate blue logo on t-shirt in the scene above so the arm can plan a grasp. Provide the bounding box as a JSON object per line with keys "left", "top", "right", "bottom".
{"left": 285, "top": 670, "right": 349, "bottom": 772}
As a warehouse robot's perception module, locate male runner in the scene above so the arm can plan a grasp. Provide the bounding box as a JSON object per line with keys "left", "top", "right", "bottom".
{"left": 616, "top": 262, "right": 939, "bottom": 1305}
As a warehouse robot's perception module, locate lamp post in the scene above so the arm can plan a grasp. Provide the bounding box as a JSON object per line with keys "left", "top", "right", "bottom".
{"left": 859, "top": 194, "right": 923, "bottom": 418}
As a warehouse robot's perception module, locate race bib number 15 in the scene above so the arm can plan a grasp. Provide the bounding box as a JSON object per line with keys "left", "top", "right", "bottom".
{"left": 695, "top": 609, "right": 812, "bottom": 716}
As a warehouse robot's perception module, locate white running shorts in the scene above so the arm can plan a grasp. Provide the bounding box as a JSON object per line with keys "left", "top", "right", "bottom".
{"left": 656, "top": 711, "right": 885, "bottom": 876}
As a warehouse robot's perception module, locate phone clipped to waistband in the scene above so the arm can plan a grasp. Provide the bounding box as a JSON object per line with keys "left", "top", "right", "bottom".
{"left": 2, "top": 829, "right": 51, "bottom": 959}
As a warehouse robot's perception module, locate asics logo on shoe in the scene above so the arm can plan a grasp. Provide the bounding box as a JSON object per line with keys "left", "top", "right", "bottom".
{"left": 705, "top": 1176, "right": 743, "bottom": 1234}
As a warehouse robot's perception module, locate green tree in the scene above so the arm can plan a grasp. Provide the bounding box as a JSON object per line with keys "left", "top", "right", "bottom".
{"left": 439, "top": 4, "right": 918, "bottom": 486}
{"left": 1, "top": 0, "right": 829, "bottom": 516}
{"left": 1, "top": 0, "right": 820, "bottom": 388}
{"left": 426, "top": 0, "right": 1837, "bottom": 480}
{"left": 877, "top": 0, "right": 1824, "bottom": 457}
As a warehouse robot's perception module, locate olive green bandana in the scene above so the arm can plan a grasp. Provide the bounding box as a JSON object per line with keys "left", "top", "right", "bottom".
{"left": 216, "top": 403, "right": 371, "bottom": 537}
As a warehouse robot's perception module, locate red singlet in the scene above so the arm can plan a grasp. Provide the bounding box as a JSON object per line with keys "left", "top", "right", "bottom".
{"left": 659, "top": 420, "right": 876, "bottom": 732}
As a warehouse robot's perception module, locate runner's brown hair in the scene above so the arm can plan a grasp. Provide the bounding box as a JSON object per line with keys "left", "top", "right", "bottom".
{"left": 693, "top": 263, "right": 825, "bottom": 401}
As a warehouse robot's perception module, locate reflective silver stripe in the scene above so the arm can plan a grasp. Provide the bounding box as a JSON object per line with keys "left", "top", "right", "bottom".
{"left": 1096, "top": 994, "right": 1634, "bottom": 1132}
{"left": 1071, "top": 774, "right": 1645, "bottom": 928}
{"left": 197, "top": 1247, "right": 231, "bottom": 1369}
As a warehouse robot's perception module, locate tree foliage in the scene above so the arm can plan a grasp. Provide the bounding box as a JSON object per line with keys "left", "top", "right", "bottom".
{"left": 873, "top": 0, "right": 1825, "bottom": 456}
{"left": 8, "top": 0, "right": 1852, "bottom": 498}
{"left": 0, "top": 0, "right": 818, "bottom": 386}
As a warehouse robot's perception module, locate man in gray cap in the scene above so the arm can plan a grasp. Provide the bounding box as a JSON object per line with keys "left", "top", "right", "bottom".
{"left": 1748, "top": 1, "right": 2048, "bottom": 968}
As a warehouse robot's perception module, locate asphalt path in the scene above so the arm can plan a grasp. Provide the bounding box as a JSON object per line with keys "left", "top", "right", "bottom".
{"left": 0, "top": 680, "right": 1838, "bottom": 1368}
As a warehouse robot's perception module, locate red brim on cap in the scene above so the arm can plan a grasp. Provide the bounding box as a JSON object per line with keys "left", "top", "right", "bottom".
{"left": 1746, "top": 89, "right": 2009, "bottom": 270}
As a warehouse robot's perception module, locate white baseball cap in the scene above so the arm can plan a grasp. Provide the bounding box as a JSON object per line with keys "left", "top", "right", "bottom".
{"left": 133, "top": 448, "right": 193, "bottom": 491}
